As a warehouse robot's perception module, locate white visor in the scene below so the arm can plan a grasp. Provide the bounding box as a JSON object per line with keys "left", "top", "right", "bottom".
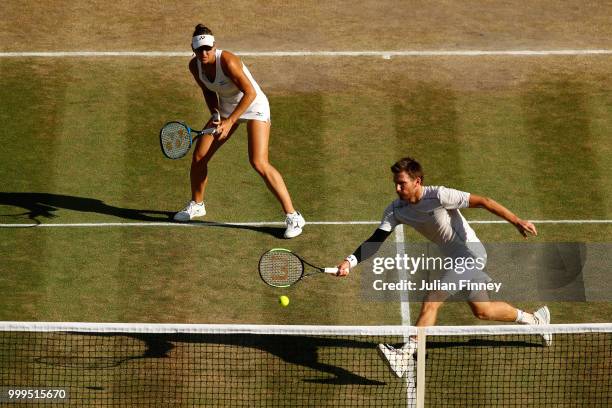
{"left": 192, "top": 34, "right": 215, "bottom": 49}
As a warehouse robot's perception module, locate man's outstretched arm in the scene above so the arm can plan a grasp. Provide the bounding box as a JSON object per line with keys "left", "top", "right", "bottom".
{"left": 336, "top": 228, "right": 393, "bottom": 276}
{"left": 469, "top": 194, "right": 537, "bottom": 238}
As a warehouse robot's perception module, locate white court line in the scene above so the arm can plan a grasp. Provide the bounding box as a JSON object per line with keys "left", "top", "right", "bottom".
{"left": 395, "top": 225, "right": 411, "bottom": 325}
{"left": 394, "top": 225, "right": 416, "bottom": 407}
{"left": 1, "top": 50, "right": 611, "bottom": 58}
{"left": 1, "top": 219, "right": 611, "bottom": 228}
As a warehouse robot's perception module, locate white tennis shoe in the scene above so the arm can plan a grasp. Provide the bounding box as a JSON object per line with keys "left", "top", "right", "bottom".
{"left": 377, "top": 343, "right": 415, "bottom": 378}
{"left": 174, "top": 201, "right": 206, "bottom": 221}
{"left": 284, "top": 211, "right": 305, "bottom": 239}
{"left": 533, "top": 306, "right": 552, "bottom": 346}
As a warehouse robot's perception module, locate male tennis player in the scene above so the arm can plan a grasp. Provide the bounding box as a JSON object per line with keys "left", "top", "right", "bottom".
{"left": 174, "top": 24, "right": 305, "bottom": 239}
{"left": 336, "top": 157, "right": 551, "bottom": 377}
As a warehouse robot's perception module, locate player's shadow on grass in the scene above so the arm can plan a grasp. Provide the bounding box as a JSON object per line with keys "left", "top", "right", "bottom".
{"left": 0, "top": 192, "right": 172, "bottom": 222}
{"left": 116, "top": 333, "right": 386, "bottom": 386}
{"left": 0, "top": 192, "right": 285, "bottom": 238}
{"left": 193, "top": 220, "right": 286, "bottom": 239}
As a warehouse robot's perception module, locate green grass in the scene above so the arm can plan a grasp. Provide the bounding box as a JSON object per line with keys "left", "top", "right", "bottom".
{"left": 0, "top": 55, "right": 610, "bottom": 406}
{"left": 0, "top": 58, "right": 611, "bottom": 324}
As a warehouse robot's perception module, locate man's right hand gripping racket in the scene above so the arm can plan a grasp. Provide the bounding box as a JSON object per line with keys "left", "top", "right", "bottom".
{"left": 259, "top": 248, "right": 338, "bottom": 288}
{"left": 160, "top": 111, "right": 220, "bottom": 159}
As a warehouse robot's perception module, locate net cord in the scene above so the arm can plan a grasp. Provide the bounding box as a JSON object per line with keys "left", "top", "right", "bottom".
{"left": 0, "top": 322, "right": 610, "bottom": 335}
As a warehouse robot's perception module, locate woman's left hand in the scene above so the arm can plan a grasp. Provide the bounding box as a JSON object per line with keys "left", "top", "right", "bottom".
{"left": 214, "top": 115, "right": 235, "bottom": 141}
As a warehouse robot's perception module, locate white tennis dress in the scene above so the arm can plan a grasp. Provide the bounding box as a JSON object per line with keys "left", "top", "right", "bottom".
{"left": 196, "top": 49, "right": 270, "bottom": 122}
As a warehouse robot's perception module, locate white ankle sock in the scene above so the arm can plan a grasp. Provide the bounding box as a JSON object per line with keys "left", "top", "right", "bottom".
{"left": 515, "top": 309, "right": 536, "bottom": 325}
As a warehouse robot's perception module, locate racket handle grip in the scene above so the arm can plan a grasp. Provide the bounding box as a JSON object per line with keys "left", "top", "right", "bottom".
{"left": 323, "top": 267, "right": 339, "bottom": 274}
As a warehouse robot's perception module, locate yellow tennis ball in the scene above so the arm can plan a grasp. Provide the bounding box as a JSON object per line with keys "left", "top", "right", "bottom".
{"left": 279, "top": 295, "right": 290, "bottom": 307}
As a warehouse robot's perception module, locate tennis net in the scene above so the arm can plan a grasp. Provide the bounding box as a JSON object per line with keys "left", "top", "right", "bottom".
{"left": 0, "top": 322, "right": 610, "bottom": 407}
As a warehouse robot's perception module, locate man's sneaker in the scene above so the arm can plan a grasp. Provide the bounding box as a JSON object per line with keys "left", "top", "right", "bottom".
{"left": 377, "top": 343, "right": 415, "bottom": 378}
{"left": 284, "top": 211, "right": 305, "bottom": 239}
{"left": 173, "top": 201, "right": 206, "bottom": 222}
{"left": 534, "top": 306, "right": 552, "bottom": 346}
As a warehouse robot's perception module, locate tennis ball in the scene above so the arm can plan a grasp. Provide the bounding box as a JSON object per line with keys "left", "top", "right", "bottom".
{"left": 279, "top": 295, "right": 290, "bottom": 307}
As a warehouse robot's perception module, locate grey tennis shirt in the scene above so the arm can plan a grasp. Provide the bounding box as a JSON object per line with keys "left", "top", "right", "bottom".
{"left": 378, "top": 186, "right": 486, "bottom": 260}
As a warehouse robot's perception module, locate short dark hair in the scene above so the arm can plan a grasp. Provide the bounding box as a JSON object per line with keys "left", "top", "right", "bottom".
{"left": 391, "top": 157, "right": 424, "bottom": 182}
{"left": 193, "top": 24, "right": 213, "bottom": 36}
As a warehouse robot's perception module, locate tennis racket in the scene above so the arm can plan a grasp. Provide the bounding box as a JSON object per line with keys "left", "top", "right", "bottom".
{"left": 259, "top": 248, "right": 338, "bottom": 288}
{"left": 159, "top": 121, "right": 217, "bottom": 159}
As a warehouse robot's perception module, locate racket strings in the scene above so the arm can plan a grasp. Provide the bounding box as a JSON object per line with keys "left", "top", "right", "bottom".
{"left": 259, "top": 251, "right": 303, "bottom": 287}
{"left": 160, "top": 122, "right": 190, "bottom": 159}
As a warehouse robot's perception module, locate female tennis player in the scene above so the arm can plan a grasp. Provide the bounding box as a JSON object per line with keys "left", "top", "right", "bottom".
{"left": 174, "top": 24, "right": 305, "bottom": 239}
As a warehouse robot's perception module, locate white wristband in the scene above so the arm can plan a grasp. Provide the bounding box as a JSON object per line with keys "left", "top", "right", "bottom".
{"left": 345, "top": 254, "right": 358, "bottom": 268}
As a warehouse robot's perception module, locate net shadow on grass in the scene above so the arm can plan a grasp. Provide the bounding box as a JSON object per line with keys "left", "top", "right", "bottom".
{"left": 32, "top": 332, "right": 386, "bottom": 386}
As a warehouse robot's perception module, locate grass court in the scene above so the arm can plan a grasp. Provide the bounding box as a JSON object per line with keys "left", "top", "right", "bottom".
{"left": 0, "top": 1, "right": 610, "bottom": 406}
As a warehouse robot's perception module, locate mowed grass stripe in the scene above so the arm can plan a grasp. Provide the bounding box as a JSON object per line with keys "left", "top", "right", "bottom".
{"left": 449, "top": 92, "right": 542, "bottom": 223}
{"left": 0, "top": 61, "right": 61, "bottom": 191}
{"left": 318, "top": 93, "right": 399, "bottom": 220}
{"left": 523, "top": 79, "right": 607, "bottom": 219}
{"left": 522, "top": 78, "right": 609, "bottom": 302}
{"left": 587, "top": 89, "right": 612, "bottom": 217}
{"left": 41, "top": 60, "right": 133, "bottom": 320}
{"left": 392, "top": 83, "right": 460, "bottom": 325}
{"left": 268, "top": 93, "right": 327, "bottom": 219}
{"left": 251, "top": 91, "right": 365, "bottom": 355}
{"left": 0, "top": 60, "right": 66, "bottom": 318}
{"left": 118, "top": 59, "right": 205, "bottom": 324}
{"left": 393, "top": 82, "right": 465, "bottom": 187}
{"left": 314, "top": 88, "right": 410, "bottom": 318}
{"left": 392, "top": 81, "right": 472, "bottom": 248}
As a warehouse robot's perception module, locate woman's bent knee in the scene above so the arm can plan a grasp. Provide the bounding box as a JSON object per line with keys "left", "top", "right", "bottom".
{"left": 250, "top": 160, "right": 269, "bottom": 176}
